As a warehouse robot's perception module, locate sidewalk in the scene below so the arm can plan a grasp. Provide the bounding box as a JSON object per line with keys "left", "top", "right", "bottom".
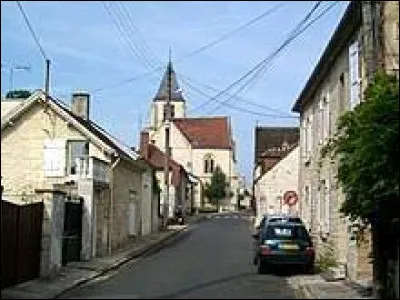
{"left": 288, "top": 274, "right": 374, "bottom": 299}
{"left": 1, "top": 213, "right": 206, "bottom": 299}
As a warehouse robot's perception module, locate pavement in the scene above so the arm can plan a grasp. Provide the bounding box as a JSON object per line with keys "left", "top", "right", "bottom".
{"left": 1, "top": 213, "right": 207, "bottom": 300}
{"left": 288, "top": 274, "right": 374, "bottom": 299}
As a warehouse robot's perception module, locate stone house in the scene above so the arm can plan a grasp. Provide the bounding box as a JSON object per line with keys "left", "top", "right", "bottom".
{"left": 1, "top": 90, "right": 156, "bottom": 276}
{"left": 253, "top": 127, "right": 299, "bottom": 218}
{"left": 291, "top": 1, "right": 398, "bottom": 282}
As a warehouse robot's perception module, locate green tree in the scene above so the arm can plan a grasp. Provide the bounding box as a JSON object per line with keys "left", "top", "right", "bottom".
{"left": 204, "top": 166, "right": 228, "bottom": 209}
{"left": 322, "top": 71, "right": 399, "bottom": 299}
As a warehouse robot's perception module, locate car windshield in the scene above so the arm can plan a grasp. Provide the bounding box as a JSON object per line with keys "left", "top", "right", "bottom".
{"left": 263, "top": 224, "right": 310, "bottom": 241}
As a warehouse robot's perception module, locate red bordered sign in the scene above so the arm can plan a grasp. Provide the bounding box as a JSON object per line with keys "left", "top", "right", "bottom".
{"left": 283, "top": 191, "right": 298, "bottom": 206}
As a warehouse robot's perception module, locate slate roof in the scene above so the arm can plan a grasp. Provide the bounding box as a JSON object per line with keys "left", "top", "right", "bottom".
{"left": 254, "top": 127, "right": 299, "bottom": 165}
{"left": 153, "top": 62, "right": 185, "bottom": 102}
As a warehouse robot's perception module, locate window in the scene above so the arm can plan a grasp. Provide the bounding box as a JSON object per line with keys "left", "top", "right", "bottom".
{"left": 319, "top": 96, "right": 324, "bottom": 145}
{"left": 319, "top": 92, "right": 330, "bottom": 145}
{"left": 163, "top": 104, "right": 175, "bottom": 121}
{"left": 67, "top": 140, "right": 89, "bottom": 175}
{"left": 323, "top": 92, "right": 330, "bottom": 142}
{"left": 301, "top": 118, "right": 307, "bottom": 158}
{"left": 324, "top": 179, "right": 331, "bottom": 233}
{"left": 349, "top": 40, "right": 361, "bottom": 109}
{"left": 204, "top": 154, "right": 215, "bottom": 174}
{"left": 44, "top": 139, "right": 66, "bottom": 177}
{"left": 306, "top": 113, "right": 313, "bottom": 159}
{"left": 339, "top": 73, "right": 346, "bottom": 113}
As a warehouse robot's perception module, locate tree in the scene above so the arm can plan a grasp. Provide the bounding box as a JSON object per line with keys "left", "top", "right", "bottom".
{"left": 322, "top": 71, "right": 399, "bottom": 299}
{"left": 204, "top": 166, "right": 228, "bottom": 209}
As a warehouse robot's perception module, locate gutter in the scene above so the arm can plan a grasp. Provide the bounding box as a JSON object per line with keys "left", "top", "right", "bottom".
{"left": 108, "top": 155, "right": 121, "bottom": 255}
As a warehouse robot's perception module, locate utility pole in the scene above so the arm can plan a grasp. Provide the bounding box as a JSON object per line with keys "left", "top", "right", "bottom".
{"left": 44, "top": 59, "right": 50, "bottom": 100}
{"left": 163, "top": 50, "right": 172, "bottom": 228}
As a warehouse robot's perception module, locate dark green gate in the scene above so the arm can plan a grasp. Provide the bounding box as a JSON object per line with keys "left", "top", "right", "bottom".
{"left": 62, "top": 197, "right": 83, "bottom": 266}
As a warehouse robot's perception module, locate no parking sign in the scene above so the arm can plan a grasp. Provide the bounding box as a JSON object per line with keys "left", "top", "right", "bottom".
{"left": 283, "top": 190, "right": 298, "bottom": 206}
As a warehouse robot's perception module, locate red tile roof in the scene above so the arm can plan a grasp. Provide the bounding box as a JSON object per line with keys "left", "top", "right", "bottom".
{"left": 173, "top": 117, "right": 232, "bottom": 149}
{"left": 145, "top": 144, "right": 185, "bottom": 187}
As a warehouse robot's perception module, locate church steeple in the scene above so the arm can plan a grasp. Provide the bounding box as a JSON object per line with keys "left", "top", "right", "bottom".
{"left": 153, "top": 62, "right": 185, "bottom": 102}
{"left": 150, "top": 61, "right": 187, "bottom": 130}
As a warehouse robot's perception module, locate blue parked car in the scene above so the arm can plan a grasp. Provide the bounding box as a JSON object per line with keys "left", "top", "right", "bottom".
{"left": 253, "top": 221, "right": 314, "bottom": 274}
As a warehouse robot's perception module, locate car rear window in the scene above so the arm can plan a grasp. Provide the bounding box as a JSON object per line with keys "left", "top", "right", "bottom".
{"left": 264, "top": 225, "right": 310, "bottom": 241}
{"left": 268, "top": 217, "right": 302, "bottom": 224}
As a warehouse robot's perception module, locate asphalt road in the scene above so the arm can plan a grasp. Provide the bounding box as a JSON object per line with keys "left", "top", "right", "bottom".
{"left": 60, "top": 212, "right": 300, "bottom": 299}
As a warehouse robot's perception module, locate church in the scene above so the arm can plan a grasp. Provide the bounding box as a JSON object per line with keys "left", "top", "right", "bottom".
{"left": 140, "top": 62, "right": 239, "bottom": 215}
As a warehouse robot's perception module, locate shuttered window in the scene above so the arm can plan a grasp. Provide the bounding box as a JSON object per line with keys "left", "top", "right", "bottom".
{"left": 349, "top": 40, "right": 361, "bottom": 110}
{"left": 43, "top": 139, "right": 66, "bottom": 177}
{"left": 324, "top": 178, "right": 331, "bottom": 233}
{"left": 323, "top": 92, "right": 330, "bottom": 142}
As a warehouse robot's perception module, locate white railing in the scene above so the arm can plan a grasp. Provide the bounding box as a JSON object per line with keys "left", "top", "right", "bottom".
{"left": 73, "top": 156, "right": 110, "bottom": 184}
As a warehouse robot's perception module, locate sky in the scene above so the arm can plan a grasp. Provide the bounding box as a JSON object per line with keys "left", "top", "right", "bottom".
{"left": 1, "top": 1, "right": 349, "bottom": 185}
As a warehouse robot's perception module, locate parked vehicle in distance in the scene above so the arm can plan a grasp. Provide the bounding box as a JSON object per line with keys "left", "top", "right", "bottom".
{"left": 252, "top": 222, "right": 314, "bottom": 274}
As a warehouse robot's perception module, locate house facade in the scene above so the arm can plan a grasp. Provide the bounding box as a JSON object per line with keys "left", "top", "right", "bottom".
{"left": 291, "top": 1, "right": 398, "bottom": 282}
{"left": 254, "top": 145, "right": 299, "bottom": 217}
{"left": 1, "top": 90, "right": 156, "bottom": 276}
{"left": 146, "top": 63, "right": 239, "bottom": 211}
{"left": 140, "top": 130, "right": 191, "bottom": 221}
{"left": 253, "top": 127, "right": 299, "bottom": 218}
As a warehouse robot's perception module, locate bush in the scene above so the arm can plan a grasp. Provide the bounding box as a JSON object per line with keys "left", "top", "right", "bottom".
{"left": 315, "top": 244, "right": 337, "bottom": 272}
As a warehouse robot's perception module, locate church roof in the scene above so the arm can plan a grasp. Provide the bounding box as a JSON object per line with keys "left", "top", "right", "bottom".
{"left": 153, "top": 62, "right": 185, "bottom": 102}
{"left": 173, "top": 117, "right": 232, "bottom": 149}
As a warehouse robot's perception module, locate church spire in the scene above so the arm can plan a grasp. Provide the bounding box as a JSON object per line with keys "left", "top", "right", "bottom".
{"left": 153, "top": 61, "right": 184, "bottom": 102}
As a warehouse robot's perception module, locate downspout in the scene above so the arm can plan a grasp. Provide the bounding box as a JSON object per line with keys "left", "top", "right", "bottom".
{"left": 108, "top": 154, "right": 121, "bottom": 255}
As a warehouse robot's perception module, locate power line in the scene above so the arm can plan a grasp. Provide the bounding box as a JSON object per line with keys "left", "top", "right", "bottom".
{"left": 102, "top": 1, "right": 155, "bottom": 71}
{"left": 90, "top": 1, "right": 288, "bottom": 94}
{"left": 178, "top": 72, "right": 291, "bottom": 116}
{"left": 175, "top": 2, "right": 286, "bottom": 63}
{"left": 180, "top": 75, "right": 297, "bottom": 119}
{"left": 220, "top": 1, "right": 339, "bottom": 112}
{"left": 16, "top": 1, "right": 48, "bottom": 60}
{"left": 202, "top": 1, "right": 325, "bottom": 114}
{"left": 116, "top": 1, "right": 162, "bottom": 65}
{"left": 90, "top": 68, "right": 163, "bottom": 94}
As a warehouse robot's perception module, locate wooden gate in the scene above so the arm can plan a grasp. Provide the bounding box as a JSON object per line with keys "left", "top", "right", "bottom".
{"left": 62, "top": 197, "right": 83, "bottom": 266}
{"left": 1, "top": 200, "right": 43, "bottom": 289}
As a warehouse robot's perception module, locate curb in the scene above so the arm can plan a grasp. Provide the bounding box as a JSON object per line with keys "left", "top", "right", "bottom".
{"left": 299, "top": 284, "right": 315, "bottom": 299}
{"left": 53, "top": 228, "right": 186, "bottom": 299}
{"left": 53, "top": 215, "right": 209, "bottom": 299}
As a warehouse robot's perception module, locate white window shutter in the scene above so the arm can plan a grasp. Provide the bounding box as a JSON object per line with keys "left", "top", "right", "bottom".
{"left": 325, "top": 179, "right": 331, "bottom": 233}
{"left": 349, "top": 41, "right": 360, "bottom": 110}
{"left": 316, "top": 188, "right": 321, "bottom": 231}
{"left": 44, "top": 139, "right": 66, "bottom": 177}
{"left": 324, "top": 92, "right": 330, "bottom": 142}
{"left": 319, "top": 98, "right": 324, "bottom": 145}
{"left": 306, "top": 114, "right": 313, "bottom": 157}
{"left": 301, "top": 118, "right": 308, "bottom": 159}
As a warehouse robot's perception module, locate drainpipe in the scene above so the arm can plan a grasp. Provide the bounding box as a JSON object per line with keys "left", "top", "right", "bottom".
{"left": 108, "top": 155, "right": 121, "bottom": 255}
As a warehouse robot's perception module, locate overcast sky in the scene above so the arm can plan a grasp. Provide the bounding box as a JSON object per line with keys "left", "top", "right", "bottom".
{"left": 1, "top": 1, "right": 349, "bottom": 184}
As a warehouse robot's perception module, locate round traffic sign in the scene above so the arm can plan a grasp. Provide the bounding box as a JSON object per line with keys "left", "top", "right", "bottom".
{"left": 283, "top": 190, "right": 298, "bottom": 206}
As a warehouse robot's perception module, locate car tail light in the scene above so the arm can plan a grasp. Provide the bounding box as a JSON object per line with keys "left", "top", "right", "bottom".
{"left": 260, "top": 245, "right": 271, "bottom": 255}
{"left": 305, "top": 246, "right": 314, "bottom": 256}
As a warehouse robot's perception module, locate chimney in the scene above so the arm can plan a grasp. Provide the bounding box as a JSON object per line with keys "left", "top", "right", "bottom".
{"left": 72, "top": 91, "right": 90, "bottom": 120}
{"left": 140, "top": 130, "right": 150, "bottom": 159}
